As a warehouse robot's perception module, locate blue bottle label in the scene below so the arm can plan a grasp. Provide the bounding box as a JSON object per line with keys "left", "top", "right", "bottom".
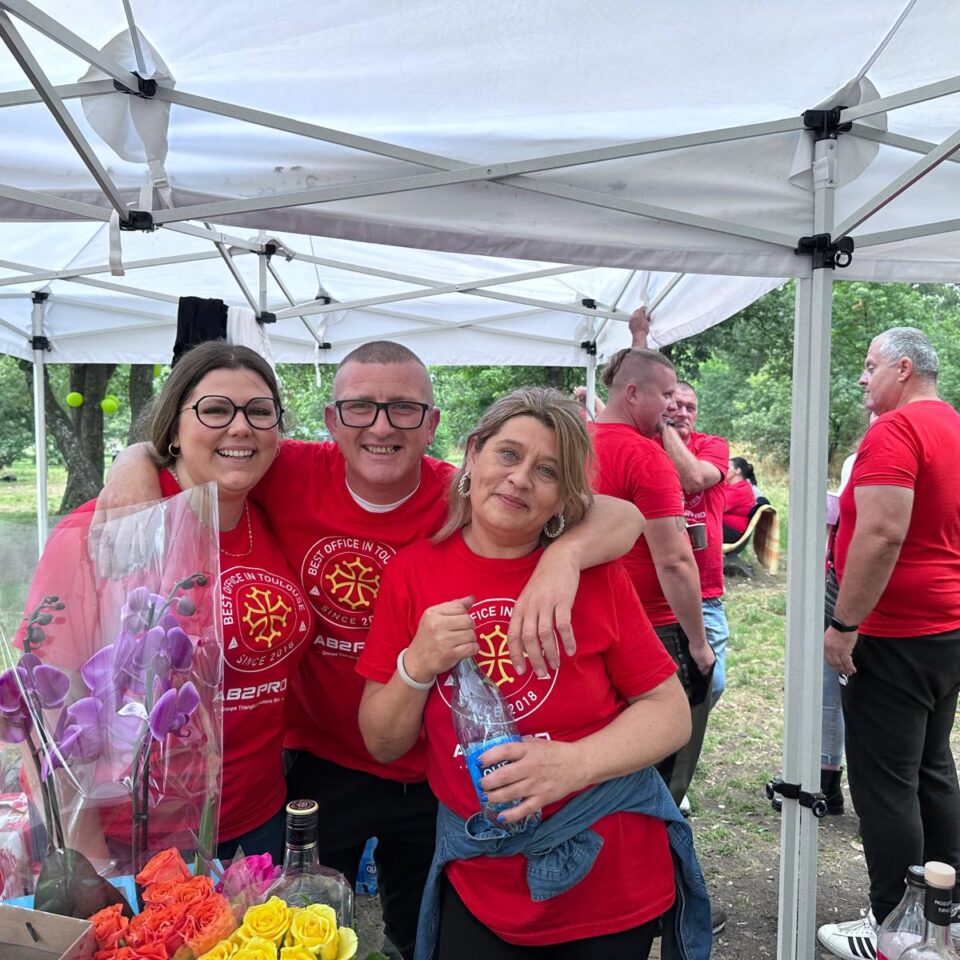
{"left": 465, "top": 734, "right": 522, "bottom": 805}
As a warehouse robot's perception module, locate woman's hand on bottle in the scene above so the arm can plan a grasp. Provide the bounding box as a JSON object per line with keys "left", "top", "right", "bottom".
{"left": 405, "top": 596, "right": 478, "bottom": 681}
{"left": 478, "top": 737, "right": 583, "bottom": 825}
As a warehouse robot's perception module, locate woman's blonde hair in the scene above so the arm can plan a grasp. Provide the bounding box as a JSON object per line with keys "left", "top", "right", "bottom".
{"left": 435, "top": 386, "right": 594, "bottom": 546}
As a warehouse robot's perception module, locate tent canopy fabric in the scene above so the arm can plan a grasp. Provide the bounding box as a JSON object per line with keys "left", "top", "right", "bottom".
{"left": 0, "top": 0, "right": 957, "bottom": 370}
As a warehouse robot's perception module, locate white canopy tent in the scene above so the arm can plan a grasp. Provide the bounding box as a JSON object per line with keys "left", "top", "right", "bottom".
{"left": 1, "top": 2, "right": 959, "bottom": 959}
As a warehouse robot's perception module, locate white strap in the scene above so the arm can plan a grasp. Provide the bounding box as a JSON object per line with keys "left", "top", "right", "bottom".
{"left": 108, "top": 210, "right": 125, "bottom": 277}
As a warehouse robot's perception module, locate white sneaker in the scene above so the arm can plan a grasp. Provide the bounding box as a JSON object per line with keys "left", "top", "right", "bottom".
{"left": 817, "top": 911, "right": 877, "bottom": 960}
{"left": 679, "top": 794, "right": 691, "bottom": 816}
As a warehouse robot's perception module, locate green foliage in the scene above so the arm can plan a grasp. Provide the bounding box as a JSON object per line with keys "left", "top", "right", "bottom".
{"left": 680, "top": 280, "right": 960, "bottom": 467}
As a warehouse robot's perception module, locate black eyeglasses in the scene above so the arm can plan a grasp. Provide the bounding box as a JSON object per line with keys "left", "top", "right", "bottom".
{"left": 185, "top": 395, "right": 283, "bottom": 430}
{"left": 333, "top": 399, "right": 431, "bottom": 430}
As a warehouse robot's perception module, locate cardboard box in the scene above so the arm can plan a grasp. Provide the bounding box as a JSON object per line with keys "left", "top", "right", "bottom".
{"left": 0, "top": 904, "right": 96, "bottom": 960}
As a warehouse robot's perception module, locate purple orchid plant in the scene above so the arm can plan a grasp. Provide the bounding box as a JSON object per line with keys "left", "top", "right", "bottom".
{"left": 0, "top": 572, "right": 210, "bottom": 885}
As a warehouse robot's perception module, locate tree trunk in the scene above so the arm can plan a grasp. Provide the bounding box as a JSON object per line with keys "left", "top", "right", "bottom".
{"left": 127, "top": 364, "right": 156, "bottom": 444}
{"left": 543, "top": 366, "right": 566, "bottom": 390}
{"left": 21, "top": 361, "right": 117, "bottom": 513}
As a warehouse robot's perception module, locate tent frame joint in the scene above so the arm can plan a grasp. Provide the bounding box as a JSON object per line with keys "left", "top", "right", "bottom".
{"left": 112, "top": 72, "right": 157, "bottom": 99}
{"left": 794, "top": 233, "right": 854, "bottom": 270}
{"left": 802, "top": 106, "right": 852, "bottom": 141}
{"left": 120, "top": 210, "right": 155, "bottom": 231}
{"left": 765, "top": 777, "right": 828, "bottom": 818}
{"left": 579, "top": 339, "right": 597, "bottom": 356}
{"left": 258, "top": 312, "right": 277, "bottom": 324}
{"left": 30, "top": 334, "right": 50, "bottom": 351}
{"left": 30, "top": 290, "right": 49, "bottom": 304}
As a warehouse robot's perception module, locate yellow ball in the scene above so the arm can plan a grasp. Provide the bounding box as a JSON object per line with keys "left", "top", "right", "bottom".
{"left": 153, "top": 364, "right": 162, "bottom": 377}
{"left": 65, "top": 392, "right": 84, "bottom": 408}
{"left": 100, "top": 395, "right": 119, "bottom": 415}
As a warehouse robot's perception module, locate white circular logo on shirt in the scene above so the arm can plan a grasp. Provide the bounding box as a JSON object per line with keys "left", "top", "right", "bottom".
{"left": 221, "top": 565, "right": 310, "bottom": 673}
{"left": 437, "top": 597, "right": 559, "bottom": 721}
{"left": 301, "top": 537, "right": 397, "bottom": 631}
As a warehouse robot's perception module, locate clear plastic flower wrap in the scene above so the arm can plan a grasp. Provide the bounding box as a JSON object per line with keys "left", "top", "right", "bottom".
{"left": 0, "top": 484, "right": 223, "bottom": 915}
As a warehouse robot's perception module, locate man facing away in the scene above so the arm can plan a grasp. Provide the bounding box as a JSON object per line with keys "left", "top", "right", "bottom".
{"left": 100, "top": 340, "right": 643, "bottom": 959}
{"left": 817, "top": 327, "right": 960, "bottom": 960}
{"left": 588, "top": 342, "right": 715, "bottom": 800}
{"left": 628, "top": 308, "right": 730, "bottom": 707}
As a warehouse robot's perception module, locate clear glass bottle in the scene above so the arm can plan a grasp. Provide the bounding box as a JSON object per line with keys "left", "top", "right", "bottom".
{"left": 450, "top": 656, "right": 540, "bottom": 835}
{"left": 879, "top": 865, "right": 927, "bottom": 960}
{"left": 900, "top": 863, "right": 959, "bottom": 960}
{"left": 266, "top": 799, "right": 355, "bottom": 927}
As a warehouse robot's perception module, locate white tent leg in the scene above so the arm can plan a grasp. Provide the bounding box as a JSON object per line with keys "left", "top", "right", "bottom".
{"left": 778, "top": 139, "right": 836, "bottom": 960}
{"left": 31, "top": 291, "right": 48, "bottom": 554}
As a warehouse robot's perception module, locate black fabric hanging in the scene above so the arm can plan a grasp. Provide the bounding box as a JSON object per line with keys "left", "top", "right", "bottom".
{"left": 173, "top": 297, "right": 228, "bottom": 366}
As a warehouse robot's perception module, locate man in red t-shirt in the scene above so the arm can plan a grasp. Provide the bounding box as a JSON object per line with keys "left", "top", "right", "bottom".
{"left": 818, "top": 328, "right": 960, "bottom": 960}
{"left": 590, "top": 338, "right": 715, "bottom": 806}
{"left": 663, "top": 383, "right": 729, "bottom": 708}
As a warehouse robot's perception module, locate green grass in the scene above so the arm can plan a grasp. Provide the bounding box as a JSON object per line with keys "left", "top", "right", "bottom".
{"left": 0, "top": 458, "right": 68, "bottom": 521}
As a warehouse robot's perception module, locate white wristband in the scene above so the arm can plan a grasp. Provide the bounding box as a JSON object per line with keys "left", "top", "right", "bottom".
{"left": 396, "top": 647, "right": 435, "bottom": 691}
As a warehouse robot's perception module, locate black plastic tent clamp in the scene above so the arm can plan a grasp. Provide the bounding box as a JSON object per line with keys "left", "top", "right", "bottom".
{"left": 30, "top": 335, "right": 51, "bottom": 351}
{"left": 580, "top": 340, "right": 597, "bottom": 356}
{"left": 113, "top": 73, "right": 158, "bottom": 99}
{"left": 802, "top": 106, "right": 852, "bottom": 141}
{"left": 120, "top": 210, "right": 155, "bottom": 232}
{"left": 264, "top": 242, "right": 278, "bottom": 260}
{"left": 31, "top": 291, "right": 49, "bottom": 304}
{"left": 257, "top": 312, "right": 277, "bottom": 324}
{"left": 795, "top": 233, "right": 855, "bottom": 270}
{"left": 765, "top": 777, "right": 829, "bottom": 818}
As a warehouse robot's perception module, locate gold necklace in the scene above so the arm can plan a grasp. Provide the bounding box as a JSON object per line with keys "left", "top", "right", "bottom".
{"left": 220, "top": 502, "right": 254, "bottom": 558}
{"left": 169, "top": 466, "right": 254, "bottom": 558}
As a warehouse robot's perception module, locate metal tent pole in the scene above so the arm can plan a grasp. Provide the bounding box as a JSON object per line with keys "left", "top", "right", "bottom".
{"left": 30, "top": 290, "right": 49, "bottom": 554}
{"left": 777, "top": 135, "right": 838, "bottom": 960}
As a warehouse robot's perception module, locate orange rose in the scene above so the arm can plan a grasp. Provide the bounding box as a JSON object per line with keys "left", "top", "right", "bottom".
{"left": 142, "top": 880, "right": 186, "bottom": 907}
{"left": 128, "top": 903, "right": 189, "bottom": 956}
{"left": 94, "top": 945, "right": 170, "bottom": 960}
{"left": 89, "top": 903, "right": 130, "bottom": 950}
{"left": 182, "top": 892, "right": 237, "bottom": 957}
{"left": 136, "top": 848, "right": 192, "bottom": 887}
{"left": 172, "top": 875, "right": 215, "bottom": 905}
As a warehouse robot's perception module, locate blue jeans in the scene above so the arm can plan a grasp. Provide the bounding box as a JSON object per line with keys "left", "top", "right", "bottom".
{"left": 821, "top": 658, "right": 845, "bottom": 767}
{"left": 702, "top": 597, "right": 729, "bottom": 708}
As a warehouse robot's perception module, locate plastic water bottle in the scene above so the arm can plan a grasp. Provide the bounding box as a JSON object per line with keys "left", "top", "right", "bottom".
{"left": 450, "top": 656, "right": 540, "bottom": 835}
{"left": 900, "top": 863, "right": 959, "bottom": 960}
{"left": 355, "top": 837, "right": 378, "bottom": 896}
{"left": 879, "top": 865, "right": 927, "bottom": 960}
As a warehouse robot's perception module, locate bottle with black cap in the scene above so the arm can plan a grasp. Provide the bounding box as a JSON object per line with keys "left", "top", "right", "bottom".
{"left": 879, "top": 865, "right": 928, "bottom": 960}
{"left": 266, "top": 799, "right": 354, "bottom": 927}
{"left": 899, "top": 862, "right": 959, "bottom": 960}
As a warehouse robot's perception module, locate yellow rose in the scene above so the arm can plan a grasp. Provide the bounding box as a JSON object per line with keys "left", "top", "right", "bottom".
{"left": 286, "top": 904, "right": 338, "bottom": 959}
{"left": 238, "top": 897, "right": 291, "bottom": 946}
{"left": 335, "top": 926, "right": 358, "bottom": 960}
{"left": 279, "top": 947, "right": 316, "bottom": 960}
{"left": 233, "top": 937, "right": 279, "bottom": 960}
{"left": 196, "top": 942, "right": 238, "bottom": 960}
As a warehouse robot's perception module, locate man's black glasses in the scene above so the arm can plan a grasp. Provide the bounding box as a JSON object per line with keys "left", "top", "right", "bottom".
{"left": 334, "top": 399, "right": 431, "bottom": 429}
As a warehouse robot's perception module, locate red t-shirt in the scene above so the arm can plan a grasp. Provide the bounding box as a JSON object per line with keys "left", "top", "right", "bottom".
{"left": 358, "top": 533, "right": 677, "bottom": 946}
{"left": 252, "top": 440, "right": 454, "bottom": 781}
{"left": 678, "top": 431, "right": 728, "bottom": 599}
{"left": 834, "top": 400, "right": 960, "bottom": 637}
{"left": 158, "top": 471, "right": 313, "bottom": 840}
{"left": 722, "top": 481, "right": 755, "bottom": 535}
{"left": 590, "top": 422, "right": 685, "bottom": 626}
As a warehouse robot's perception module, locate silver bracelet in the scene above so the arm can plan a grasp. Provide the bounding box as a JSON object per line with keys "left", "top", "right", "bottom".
{"left": 396, "top": 647, "right": 436, "bottom": 691}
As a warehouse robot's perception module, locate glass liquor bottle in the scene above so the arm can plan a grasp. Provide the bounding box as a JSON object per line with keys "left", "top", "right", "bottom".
{"left": 450, "top": 656, "right": 540, "bottom": 835}
{"left": 900, "top": 863, "right": 959, "bottom": 960}
{"left": 878, "top": 865, "right": 927, "bottom": 960}
{"left": 266, "top": 799, "right": 354, "bottom": 927}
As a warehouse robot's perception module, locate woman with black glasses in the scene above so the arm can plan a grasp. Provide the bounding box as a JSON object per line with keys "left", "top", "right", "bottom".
{"left": 18, "top": 341, "right": 313, "bottom": 863}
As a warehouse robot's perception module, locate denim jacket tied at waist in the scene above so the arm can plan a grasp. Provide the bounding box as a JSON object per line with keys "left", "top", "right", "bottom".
{"left": 414, "top": 766, "right": 712, "bottom": 960}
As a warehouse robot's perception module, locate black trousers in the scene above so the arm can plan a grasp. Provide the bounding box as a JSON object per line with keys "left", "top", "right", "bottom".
{"left": 286, "top": 752, "right": 438, "bottom": 960}
{"left": 653, "top": 622, "right": 713, "bottom": 804}
{"left": 437, "top": 875, "right": 659, "bottom": 960}
{"left": 841, "top": 629, "right": 960, "bottom": 922}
